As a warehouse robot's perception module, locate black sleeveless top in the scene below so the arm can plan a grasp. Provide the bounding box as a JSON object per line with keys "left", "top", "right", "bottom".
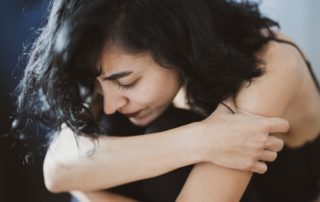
{"left": 100, "top": 106, "right": 204, "bottom": 202}
{"left": 247, "top": 39, "right": 320, "bottom": 202}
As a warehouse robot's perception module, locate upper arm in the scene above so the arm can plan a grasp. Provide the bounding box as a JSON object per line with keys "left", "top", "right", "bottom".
{"left": 235, "top": 40, "right": 304, "bottom": 117}
{"left": 177, "top": 39, "right": 304, "bottom": 201}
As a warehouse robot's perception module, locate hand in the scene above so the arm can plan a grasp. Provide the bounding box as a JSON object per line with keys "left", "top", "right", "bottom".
{"left": 195, "top": 104, "right": 289, "bottom": 174}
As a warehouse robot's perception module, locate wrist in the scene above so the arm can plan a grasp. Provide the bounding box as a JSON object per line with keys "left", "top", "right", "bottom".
{"left": 189, "top": 118, "right": 225, "bottom": 165}
{"left": 179, "top": 122, "right": 207, "bottom": 165}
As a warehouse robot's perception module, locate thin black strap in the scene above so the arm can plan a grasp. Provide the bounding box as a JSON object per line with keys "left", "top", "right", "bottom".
{"left": 220, "top": 102, "right": 235, "bottom": 114}
{"left": 273, "top": 39, "right": 308, "bottom": 61}
{"left": 272, "top": 38, "right": 320, "bottom": 91}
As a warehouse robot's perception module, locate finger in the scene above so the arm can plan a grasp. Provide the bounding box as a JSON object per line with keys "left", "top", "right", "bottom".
{"left": 236, "top": 109, "right": 289, "bottom": 133}
{"left": 265, "top": 136, "right": 284, "bottom": 152}
{"left": 252, "top": 161, "right": 268, "bottom": 174}
{"left": 266, "top": 118, "right": 290, "bottom": 133}
{"left": 260, "top": 150, "right": 277, "bottom": 162}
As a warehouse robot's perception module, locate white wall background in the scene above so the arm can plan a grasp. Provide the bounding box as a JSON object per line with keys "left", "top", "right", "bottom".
{"left": 254, "top": 0, "right": 320, "bottom": 81}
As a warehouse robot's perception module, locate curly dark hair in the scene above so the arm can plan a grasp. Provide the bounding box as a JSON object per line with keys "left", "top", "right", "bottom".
{"left": 13, "top": 0, "right": 279, "bottom": 138}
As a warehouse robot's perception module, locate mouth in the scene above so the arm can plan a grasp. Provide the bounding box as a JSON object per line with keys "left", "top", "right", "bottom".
{"left": 122, "top": 109, "right": 143, "bottom": 118}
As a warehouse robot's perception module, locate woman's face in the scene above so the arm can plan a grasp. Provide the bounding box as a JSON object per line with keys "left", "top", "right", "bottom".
{"left": 96, "top": 45, "right": 182, "bottom": 126}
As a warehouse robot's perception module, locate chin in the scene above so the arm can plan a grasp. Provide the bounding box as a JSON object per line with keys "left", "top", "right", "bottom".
{"left": 129, "top": 113, "right": 158, "bottom": 127}
{"left": 129, "top": 107, "right": 169, "bottom": 127}
{"left": 129, "top": 118, "right": 151, "bottom": 127}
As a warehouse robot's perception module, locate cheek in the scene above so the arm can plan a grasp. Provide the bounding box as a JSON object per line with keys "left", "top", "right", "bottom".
{"left": 127, "top": 86, "right": 153, "bottom": 106}
{"left": 125, "top": 70, "right": 181, "bottom": 107}
{"left": 127, "top": 86, "right": 161, "bottom": 106}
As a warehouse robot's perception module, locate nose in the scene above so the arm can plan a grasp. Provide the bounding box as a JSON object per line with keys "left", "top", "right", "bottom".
{"left": 102, "top": 89, "right": 128, "bottom": 115}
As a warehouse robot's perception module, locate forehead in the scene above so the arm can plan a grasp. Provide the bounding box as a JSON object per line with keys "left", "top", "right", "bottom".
{"left": 99, "top": 45, "right": 153, "bottom": 75}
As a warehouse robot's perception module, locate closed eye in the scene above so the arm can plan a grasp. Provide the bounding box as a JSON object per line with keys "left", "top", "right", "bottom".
{"left": 116, "top": 79, "right": 139, "bottom": 90}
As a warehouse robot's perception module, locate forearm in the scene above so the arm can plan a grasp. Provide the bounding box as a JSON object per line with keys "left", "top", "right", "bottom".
{"left": 177, "top": 163, "right": 251, "bottom": 202}
{"left": 43, "top": 123, "right": 200, "bottom": 192}
{"left": 44, "top": 105, "right": 288, "bottom": 193}
{"left": 71, "top": 190, "right": 138, "bottom": 202}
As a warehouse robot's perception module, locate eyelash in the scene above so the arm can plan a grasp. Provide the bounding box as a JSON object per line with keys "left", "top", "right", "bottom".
{"left": 117, "top": 80, "right": 138, "bottom": 90}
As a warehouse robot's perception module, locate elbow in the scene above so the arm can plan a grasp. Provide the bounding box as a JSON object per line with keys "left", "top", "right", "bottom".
{"left": 44, "top": 177, "right": 62, "bottom": 194}
{"left": 43, "top": 152, "right": 68, "bottom": 193}
{"left": 43, "top": 177, "right": 63, "bottom": 193}
{"left": 176, "top": 193, "right": 190, "bottom": 202}
{"left": 176, "top": 196, "right": 184, "bottom": 202}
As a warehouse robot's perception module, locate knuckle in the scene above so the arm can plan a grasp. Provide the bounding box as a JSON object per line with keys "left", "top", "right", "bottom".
{"left": 255, "top": 140, "right": 266, "bottom": 150}
{"left": 258, "top": 121, "right": 270, "bottom": 133}
{"left": 254, "top": 149, "right": 262, "bottom": 158}
{"left": 262, "top": 132, "right": 270, "bottom": 141}
{"left": 258, "top": 132, "right": 269, "bottom": 142}
{"left": 251, "top": 151, "right": 260, "bottom": 161}
{"left": 245, "top": 160, "right": 255, "bottom": 170}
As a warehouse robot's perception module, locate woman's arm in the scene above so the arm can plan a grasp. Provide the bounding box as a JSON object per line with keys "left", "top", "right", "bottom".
{"left": 71, "top": 191, "right": 138, "bottom": 202}
{"left": 44, "top": 122, "right": 197, "bottom": 192}
{"left": 177, "top": 103, "right": 285, "bottom": 202}
{"left": 178, "top": 163, "right": 252, "bottom": 202}
{"left": 43, "top": 103, "right": 288, "bottom": 193}
{"left": 177, "top": 38, "right": 302, "bottom": 201}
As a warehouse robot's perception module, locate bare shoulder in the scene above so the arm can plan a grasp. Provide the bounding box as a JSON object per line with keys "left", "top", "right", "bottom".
{"left": 234, "top": 32, "right": 306, "bottom": 117}
{"left": 256, "top": 32, "right": 305, "bottom": 73}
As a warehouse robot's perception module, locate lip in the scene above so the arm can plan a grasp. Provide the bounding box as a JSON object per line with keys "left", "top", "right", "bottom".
{"left": 122, "top": 109, "right": 143, "bottom": 117}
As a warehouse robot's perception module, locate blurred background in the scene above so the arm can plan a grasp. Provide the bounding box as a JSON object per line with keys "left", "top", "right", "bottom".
{"left": 0, "top": 0, "right": 319, "bottom": 202}
{"left": 257, "top": 0, "right": 320, "bottom": 80}
{"left": 0, "top": 0, "right": 70, "bottom": 201}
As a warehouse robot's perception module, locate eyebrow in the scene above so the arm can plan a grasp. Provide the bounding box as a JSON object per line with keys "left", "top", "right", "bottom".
{"left": 102, "top": 71, "right": 133, "bottom": 81}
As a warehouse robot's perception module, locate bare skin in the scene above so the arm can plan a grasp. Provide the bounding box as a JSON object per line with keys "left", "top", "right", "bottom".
{"left": 176, "top": 33, "right": 320, "bottom": 201}
{"left": 44, "top": 105, "right": 287, "bottom": 191}
{"left": 236, "top": 33, "right": 320, "bottom": 147}
{"left": 71, "top": 191, "right": 138, "bottom": 202}
{"left": 41, "top": 33, "right": 320, "bottom": 201}
{"left": 70, "top": 34, "right": 319, "bottom": 202}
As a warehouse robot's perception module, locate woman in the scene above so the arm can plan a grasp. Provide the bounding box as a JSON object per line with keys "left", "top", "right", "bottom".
{"left": 13, "top": 0, "right": 319, "bottom": 201}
